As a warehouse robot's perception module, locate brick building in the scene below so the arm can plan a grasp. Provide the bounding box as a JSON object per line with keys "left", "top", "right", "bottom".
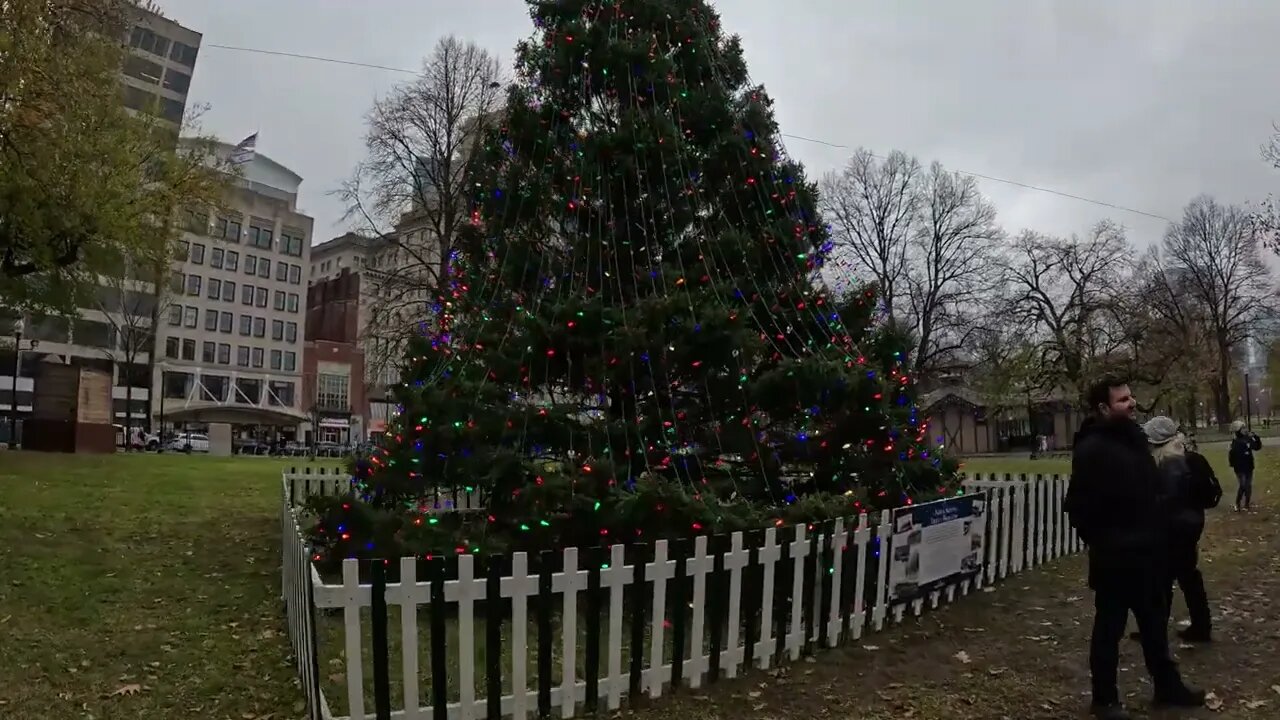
{"left": 302, "top": 269, "right": 366, "bottom": 445}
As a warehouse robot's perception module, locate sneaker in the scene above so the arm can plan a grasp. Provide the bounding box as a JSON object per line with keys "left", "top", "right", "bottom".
{"left": 1178, "top": 626, "right": 1212, "bottom": 643}
{"left": 1090, "top": 702, "right": 1132, "bottom": 720}
{"left": 1153, "top": 682, "right": 1207, "bottom": 707}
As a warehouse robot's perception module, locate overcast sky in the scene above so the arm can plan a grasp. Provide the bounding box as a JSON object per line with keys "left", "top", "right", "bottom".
{"left": 156, "top": 0, "right": 1280, "bottom": 253}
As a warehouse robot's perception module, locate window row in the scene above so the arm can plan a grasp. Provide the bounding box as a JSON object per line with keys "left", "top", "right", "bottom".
{"left": 128, "top": 27, "right": 198, "bottom": 67}
{"left": 177, "top": 242, "right": 304, "bottom": 285}
{"left": 122, "top": 55, "right": 191, "bottom": 93}
{"left": 163, "top": 337, "right": 298, "bottom": 372}
{"left": 166, "top": 306, "right": 299, "bottom": 342}
{"left": 199, "top": 214, "right": 306, "bottom": 258}
{"left": 161, "top": 372, "right": 294, "bottom": 408}
{"left": 172, "top": 273, "right": 301, "bottom": 313}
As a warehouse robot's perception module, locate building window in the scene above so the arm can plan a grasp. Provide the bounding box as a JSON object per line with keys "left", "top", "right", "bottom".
{"left": 204, "top": 310, "right": 218, "bottom": 332}
{"left": 163, "top": 68, "right": 191, "bottom": 94}
{"left": 185, "top": 274, "right": 201, "bottom": 296}
{"left": 244, "top": 255, "right": 257, "bottom": 275}
{"left": 238, "top": 315, "right": 251, "bottom": 336}
{"left": 170, "top": 271, "right": 184, "bottom": 294}
{"left": 176, "top": 240, "right": 189, "bottom": 262}
{"left": 248, "top": 224, "right": 273, "bottom": 250}
{"left": 280, "top": 231, "right": 305, "bottom": 257}
{"left": 225, "top": 250, "right": 239, "bottom": 271}
{"left": 286, "top": 293, "right": 299, "bottom": 313}
{"left": 210, "top": 247, "right": 224, "bottom": 269}
{"left": 273, "top": 290, "right": 286, "bottom": 311}
{"left": 285, "top": 322, "right": 298, "bottom": 343}
{"left": 191, "top": 243, "right": 205, "bottom": 265}
{"left": 251, "top": 347, "right": 264, "bottom": 368}
{"left": 221, "top": 281, "right": 235, "bottom": 303}
{"left": 219, "top": 311, "right": 233, "bottom": 333}
{"left": 289, "top": 264, "right": 302, "bottom": 285}
{"left": 123, "top": 55, "right": 163, "bottom": 84}
{"left": 241, "top": 284, "right": 253, "bottom": 306}
{"left": 270, "top": 349, "right": 282, "bottom": 370}
{"left": 235, "top": 377, "right": 261, "bottom": 404}
{"left": 253, "top": 317, "right": 266, "bottom": 338}
{"left": 167, "top": 305, "right": 182, "bottom": 326}
{"left": 202, "top": 341, "right": 216, "bottom": 364}
{"left": 181, "top": 338, "right": 196, "bottom": 361}
{"left": 165, "top": 337, "right": 179, "bottom": 358}
{"left": 159, "top": 97, "right": 184, "bottom": 124}
{"left": 284, "top": 351, "right": 296, "bottom": 372}
{"left": 236, "top": 346, "right": 250, "bottom": 367}
{"left": 162, "top": 370, "right": 190, "bottom": 399}
{"left": 276, "top": 262, "right": 288, "bottom": 282}
{"left": 200, "top": 374, "right": 229, "bottom": 402}
{"left": 268, "top": 381, "right": 295, "bottom": 407}
{"left": 257, "top": 259, "right": 270, "bottom": 279}
{"left": 207, "top": 277, "right": 221, "bottom": 299}
{"left": 217, "top": 343, "right": 231, "bottom": 364}
{"left": 271, "top": 320, "right": 284, "bottom": 341}
{"left": 182, "top": 306, "right": 197, "bottom": 329}
{"left": 122, "top": 85, "right": 158, "bottom": 113}
{"left": 170, "top": 41, "right": 198, "bottom": 67}
{"left": 254, "top": 287, "right": 268, "bottom": 308}
{"left": 317, "top": 373, "right": 349, "bottom": 411}
{"left": 129, "top": 27, "right": 171, "bottom": 58}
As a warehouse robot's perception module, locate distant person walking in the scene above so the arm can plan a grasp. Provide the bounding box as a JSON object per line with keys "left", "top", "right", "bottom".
{"left": 1143, "top": 417, "right": 1216, "bottom": 643}
{"left": 1065, "top": 377, "right": 1204, "bottom": 719}
{"left": 1227, "top": 420, "right": 1262, "bottom": 511}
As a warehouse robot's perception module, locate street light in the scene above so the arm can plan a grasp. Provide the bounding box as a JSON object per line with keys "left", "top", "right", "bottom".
{"left": 9, "top": 319, "right": 38, "bottom": 449}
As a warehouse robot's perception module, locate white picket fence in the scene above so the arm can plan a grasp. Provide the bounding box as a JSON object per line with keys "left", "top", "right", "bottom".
{"left": 282, "top": 466, "right": 485, "bottom": 513}
{"left": 281, "top": 471, "right": 1081, "bottom": 720}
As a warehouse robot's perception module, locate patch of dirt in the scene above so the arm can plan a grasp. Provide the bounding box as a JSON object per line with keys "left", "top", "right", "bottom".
{"left": 619, "top": 506, "right": 1280, "bottom": 720}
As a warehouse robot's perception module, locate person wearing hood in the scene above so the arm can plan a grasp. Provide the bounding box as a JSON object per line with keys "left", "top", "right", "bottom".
{"left": 1227, "top": 420, "right": 1262, "bottom": 511}
{"left": 1065, "top": 377, "right": 1204, "bottom": 719}
{"left": 1142, "top": 416, "right": 1213, "bottom": 643}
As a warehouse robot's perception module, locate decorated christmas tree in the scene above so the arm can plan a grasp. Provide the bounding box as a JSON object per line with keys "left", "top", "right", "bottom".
{"left": 310, "top": 0, "right": 955, "bottom": 560}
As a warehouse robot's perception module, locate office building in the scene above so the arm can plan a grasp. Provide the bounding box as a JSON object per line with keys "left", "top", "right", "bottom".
{"left": 302, "top": 269, "right": 366, "bottom": 445}
{"left": 121, "top": 8, "right": 202, "bottom": 131}
{"left": 154, "top": 141, "right": 314, "bottom": 446}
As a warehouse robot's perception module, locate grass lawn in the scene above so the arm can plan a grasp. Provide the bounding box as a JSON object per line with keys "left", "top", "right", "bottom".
{"left": 0, "top": 452, "right": 310, "bottom": 720}
{"left": 3, "top": 446, "right": 1279, "bottom": 720}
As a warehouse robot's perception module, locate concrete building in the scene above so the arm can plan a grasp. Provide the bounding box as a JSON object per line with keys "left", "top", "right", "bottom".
{"left": 1, "top": 6, "right": 202, "bottom": 445}
{"left": 154, "top": 141, "right": 314, "bottom": 449}
{"left": 120, "top": 8, "right": 201, "bottom": 131}
{"left": 302, "top": 270, "right": 366, "bottom": 445}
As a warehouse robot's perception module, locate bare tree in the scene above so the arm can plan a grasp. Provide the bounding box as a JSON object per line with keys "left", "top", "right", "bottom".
{"left": 340, "top": 36, "right": 505, "bottom": 383}
{"left": 1161, "top": 195, "right": 1273, "bottom": 427}
{"left": 1001, "top": 222, "right": 1134, "bottom": 401}
{"left": 820, "top": 149, "right": 919, "bottom": 319}
{"left": 905, "top": 161, "right": 1004, "bottom": 374}
{"left": 93, "top": 262, "right": 172, "bottom": 440}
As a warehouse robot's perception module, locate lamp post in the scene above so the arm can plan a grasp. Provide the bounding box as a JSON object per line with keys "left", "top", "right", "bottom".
{"left": 8, "top": 320, "right": 35, "bottom": 448}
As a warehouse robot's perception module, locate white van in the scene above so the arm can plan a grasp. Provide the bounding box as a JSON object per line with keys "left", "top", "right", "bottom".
{"left": 166, "top": 432, "right": 210, "bottom": 453}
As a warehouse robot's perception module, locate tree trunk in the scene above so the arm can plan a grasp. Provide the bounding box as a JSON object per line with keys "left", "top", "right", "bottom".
{"left": 124, "top": 369, "right": 133, "bottom": 451}
{"left": 1215, "top": 343, "right": 1232, "bottom": 430}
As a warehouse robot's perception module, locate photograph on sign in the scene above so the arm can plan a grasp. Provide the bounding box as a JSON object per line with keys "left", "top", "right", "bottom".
{"left": 887, "top": 494, "right": 986, "bottom": 603}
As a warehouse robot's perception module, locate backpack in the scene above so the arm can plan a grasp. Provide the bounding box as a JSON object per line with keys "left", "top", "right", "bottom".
{"left": 1186, "top": 451, "right": 1222, "bottom": 509}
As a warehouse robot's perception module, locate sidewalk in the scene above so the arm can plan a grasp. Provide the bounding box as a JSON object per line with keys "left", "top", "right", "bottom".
{"left": 622, "top": 505, "right": 1280, "bottom": 720}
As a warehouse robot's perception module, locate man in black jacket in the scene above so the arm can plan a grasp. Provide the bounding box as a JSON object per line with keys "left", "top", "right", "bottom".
{"left": 1065, "top": 377, "right": 1204, "bottom": 719}
{"left": 1228, "top": 420, "right": 1263, "bottom": 511}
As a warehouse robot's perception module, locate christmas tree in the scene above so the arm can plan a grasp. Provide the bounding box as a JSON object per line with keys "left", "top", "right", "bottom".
{"left": 311, "top": 0, "right": 955, "bottom": 560}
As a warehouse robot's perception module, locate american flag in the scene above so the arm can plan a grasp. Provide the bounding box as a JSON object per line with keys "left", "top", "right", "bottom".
{"left": 229, "top": 132, "right": 258, "bottom": 166}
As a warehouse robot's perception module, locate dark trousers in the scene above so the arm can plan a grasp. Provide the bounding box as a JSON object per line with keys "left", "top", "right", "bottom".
{"left": 1236, "top": 470, "right": 1254, "bottom": 509}
{"left": 1091, "top": 575, "right": 1180, "bottom": 704}
{"left": 1166, "top": 538, "right": 1211, "bottom": 631}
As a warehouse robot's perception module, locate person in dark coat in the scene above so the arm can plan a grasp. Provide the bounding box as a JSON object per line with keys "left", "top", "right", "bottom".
{"left": 1065, "top": 378, "right": 1204, "bottom": 719}
{"left": 1227, "top": 420, "right": 1262, "bottom": 511}
{"left": 1143, "top": 417, "right": 1213, "bottom": 642}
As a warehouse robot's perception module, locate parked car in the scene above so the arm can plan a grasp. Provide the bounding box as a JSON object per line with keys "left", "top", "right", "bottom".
{"left": 165, "top": 432, "right": 210, "bottom": 453}
{"left": 131, "top": 428, "right": 160, "bottom": 451}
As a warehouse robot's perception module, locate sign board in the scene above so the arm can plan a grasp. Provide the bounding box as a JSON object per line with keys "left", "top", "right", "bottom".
{"left": 887, "top": 493, "right": 987, "bottom": 604}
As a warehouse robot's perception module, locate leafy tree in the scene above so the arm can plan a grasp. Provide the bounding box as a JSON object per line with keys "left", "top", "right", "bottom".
{"left": 320, "top": 0, "right": 955, "bottom": 557}
{"left": 0, "top": 0, "right": 225, "bottom": 313}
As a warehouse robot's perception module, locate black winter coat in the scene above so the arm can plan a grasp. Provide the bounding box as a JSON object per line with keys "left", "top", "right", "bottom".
{"left": 1228, "top": 432, "right": 1262, "bottom": 472}
{"left": 1065, "top": 416, "right": 1164, "bottom": 589}
{"left": 1154, "top": 454, "right": 1204, "bottom": 541}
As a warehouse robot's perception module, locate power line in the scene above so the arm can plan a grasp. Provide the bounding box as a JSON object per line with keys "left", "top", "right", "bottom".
{"left": 203, "top": 42, "right": 1174, "bottom": 224}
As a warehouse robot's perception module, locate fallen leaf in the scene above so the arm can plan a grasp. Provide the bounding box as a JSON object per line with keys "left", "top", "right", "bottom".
{"left": 954, "top": 650, "right": 971, "bottom": 664}
{"left": 1205, "top": 692, "right": 1223, "bottom": 711}
{"left": 862, "top": 645, "right": 880, "bottom": 651}
{"left": 1244, "top": 700, "right": 1268, "bottom": 710}
{"left": 109, "top": 684, "right": 142, "bottom": 698}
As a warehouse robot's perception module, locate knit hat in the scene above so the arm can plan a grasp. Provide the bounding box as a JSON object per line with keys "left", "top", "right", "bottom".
{"left": 1142, "top": 416, "right": 1179, "bottom": 446}
{"left": 1231, "top": 420, "right": 1246, "bottom": 435}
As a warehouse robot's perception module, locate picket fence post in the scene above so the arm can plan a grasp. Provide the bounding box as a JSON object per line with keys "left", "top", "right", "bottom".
{"left": 755, "top": 528, "right": 779, "bottom": 670}
{"left": 688, "top": 535, "right": 710, "bottom": 684}
{"left": 724, "top": 532, "right": 746, "bottom": 677}
{"left": 827, "top": 518, "right": 847, "bottom": 647}
{"left": 871, "top": 510, "right": 891, "bottom": 631}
